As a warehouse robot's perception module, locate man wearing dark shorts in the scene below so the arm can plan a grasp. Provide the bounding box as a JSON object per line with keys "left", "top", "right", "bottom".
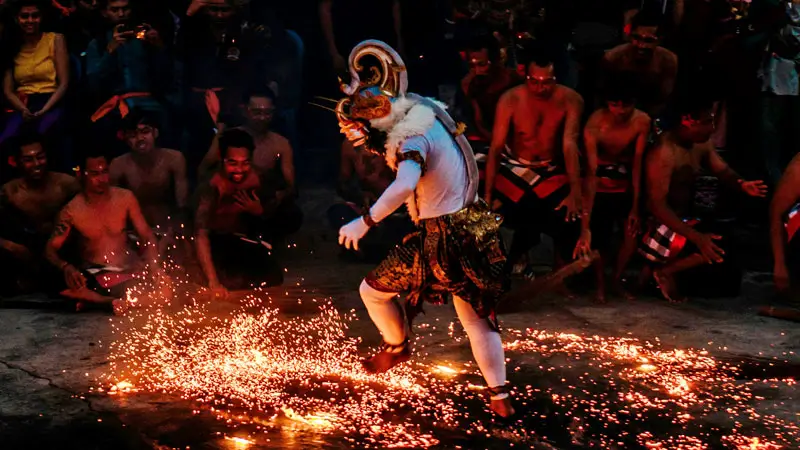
{"left": 578, "top": 76, "right": 650, "bottom": 302}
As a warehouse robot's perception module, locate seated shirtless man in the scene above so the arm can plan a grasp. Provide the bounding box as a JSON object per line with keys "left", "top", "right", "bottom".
{"left": 770, "top": 153, "right": 800, "bottom": 299}
{"left": 328, "top": 139, "right": 414, "bottom": 262}
{"left": 482, "top": 44, "right": 586, "bottom": 274}
{"left": 0, "top": 134, "right": 79, "bottom": 295}
{"left": 642, "top": 98, "right": 767, "bottom": 302}
{"left": 601, "top": 9, "right": 678, "bottom": 120}
{"left": 195, "top": 128, "right": 284, "bottom": 299}
{"left": 45, "top": 151, "right": 163, "bottom": 312}
{"left": 460, "top": 35, "right": 523, "bottom": 144}
{"left": 198, "top": 87, "right": 303, "bottom": 242}
{"left": 109, "top": 111, "right": 189, "bottom": 256}
{"left": 579, "top": 76, "right": 651, "bottom": 302}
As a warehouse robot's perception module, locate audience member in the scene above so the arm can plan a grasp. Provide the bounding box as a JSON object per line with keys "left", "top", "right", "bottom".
{"left": 758, "top": 0, "right": 800, "bottom": 184}
{"left": 328, "top": 139, "right": 413, "bottom": 262}
{"left": 602, "top": 10, "right": 678, "bottom": 119}
{"left": 60, "top": 0, "right": 105, "bottom": 57}
{"left": 109, "top": 110, "right": 188, "bottom": 246}
{"left": 580, "top": 76, "right": 651, "bottom": 302}
{"left": 45, "top": 150, "right": 163, "bottom": 311}
{"left": 201, "top": 88, "right": 302, "bottom": 237}
{"left": 641, "top": 97, "right": 768, "bottom": 303}
{"left": 770, "top": 153, "right": 800, "bottom": 298}
{"left": 1, "top": 0, "right": 69, "bottom": 148}
{"left": 319, "top": 0, "right": 403, "bottom": 74}
{"left": 180, "top": 0, "right": 275, "bottom": 172}
{"left": 86, "top": 0, "right": 174, "bottom": 149}
{"left": 460, "top": 35, "right": 522, "bottom": 144}
{"left": 482, "top": 45, "right": 586, "bottom": 275}
{"left": 194, "top": 128, "right": 284, "bottom": 298}
{"left": 0, "top": 133, "right": 79, "bottom": 295}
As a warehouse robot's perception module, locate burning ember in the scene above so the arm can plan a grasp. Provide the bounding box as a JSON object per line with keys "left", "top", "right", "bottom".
{"left": 99, "top": 283, "right": 798, "bottom": 448}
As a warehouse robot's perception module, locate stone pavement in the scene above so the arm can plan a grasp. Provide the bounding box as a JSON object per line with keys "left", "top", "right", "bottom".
{"left": 0, "top": 188, "right": 798, "bottom": 449}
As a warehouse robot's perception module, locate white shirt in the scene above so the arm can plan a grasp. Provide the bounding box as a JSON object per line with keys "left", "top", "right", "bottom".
{"left": 401, "top": 119, "right": 471, "bottom": 219}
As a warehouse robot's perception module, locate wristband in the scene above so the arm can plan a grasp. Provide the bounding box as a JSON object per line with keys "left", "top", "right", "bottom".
{"left": 60, "top": 261, "right": 70, "bottom": 270}
{"left": 362, "top": 214, "right": 377, "bottom": 228}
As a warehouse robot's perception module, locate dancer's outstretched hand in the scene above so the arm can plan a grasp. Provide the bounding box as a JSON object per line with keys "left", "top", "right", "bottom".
{"left": 339, "top": 217, "right": 370, "bottom": 251}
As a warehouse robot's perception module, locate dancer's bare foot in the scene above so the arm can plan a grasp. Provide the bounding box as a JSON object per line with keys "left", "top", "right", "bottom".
{"left": 594, "top": 289, "right": 607, "bottom": 304}
{"left": 362, "top": 340, "right": 411, "bottom": 374}
{"left": 610, "top": 280, "right": 636, "bottom": 301}
{"left": 653, "top": 270, "right": 687, "bottom": 303}
{"left": 554, "top": 283, "right": 577, "bottom": 300}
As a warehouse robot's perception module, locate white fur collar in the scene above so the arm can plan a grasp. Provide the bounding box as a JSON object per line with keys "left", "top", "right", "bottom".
{"left": 369, "top": 96, "right": 442, "bottom": 170}
{"left": 368, "top": 96, "right": 447, "bottom": 223}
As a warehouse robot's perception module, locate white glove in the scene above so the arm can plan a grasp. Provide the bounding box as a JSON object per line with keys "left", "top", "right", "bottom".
{"left": 338, "top": 216, "right": 370, "bottom": 251}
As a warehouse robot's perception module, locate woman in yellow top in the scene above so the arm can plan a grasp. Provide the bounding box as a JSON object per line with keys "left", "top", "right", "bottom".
{"left": 0, "top": 0, "right": 69, "bottom": 146}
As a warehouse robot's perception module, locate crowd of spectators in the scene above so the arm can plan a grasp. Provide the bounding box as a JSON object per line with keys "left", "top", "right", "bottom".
{"left": 0, "top": 0, "right": 798, "bottom": 310}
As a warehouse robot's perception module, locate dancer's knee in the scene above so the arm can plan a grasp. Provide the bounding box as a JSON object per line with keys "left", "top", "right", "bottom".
{"left": 454, "top": 296, "right": 495, "bottom": 336}
{"left": 359, "top": 279, "right": 397, "bottom": 304}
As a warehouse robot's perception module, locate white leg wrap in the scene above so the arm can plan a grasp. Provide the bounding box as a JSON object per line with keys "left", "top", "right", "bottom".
{"left": 359, "top": 280, "right": 406, "bottom": 346}
{"left": 453, "top": 295, "right": 507, "bottom": 389}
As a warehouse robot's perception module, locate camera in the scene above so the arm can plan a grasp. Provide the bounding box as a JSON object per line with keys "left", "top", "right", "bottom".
{"left": 118, "top": 22, "right": 148, "bottom": 40}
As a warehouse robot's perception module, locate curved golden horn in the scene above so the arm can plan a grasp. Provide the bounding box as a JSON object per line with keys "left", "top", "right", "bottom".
{"left": 341, "top": 40, "right": 407, "bottom": 98}
{"left": 335, "top": 97, "right": 351, "bottom": 124}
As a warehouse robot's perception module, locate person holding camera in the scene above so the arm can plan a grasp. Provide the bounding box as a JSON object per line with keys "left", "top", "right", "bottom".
{"left": 85, "top": 0, "right": 175, "bottom": 151}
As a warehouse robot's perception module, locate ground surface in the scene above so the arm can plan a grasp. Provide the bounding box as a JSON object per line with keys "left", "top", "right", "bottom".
{"left": 1, "top": 189, "right": 798, "bottom": 449}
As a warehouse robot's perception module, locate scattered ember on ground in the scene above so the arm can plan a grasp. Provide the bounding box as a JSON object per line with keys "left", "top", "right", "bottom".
{"left": 99, "top": 283, "right": 798, "bottom": 448}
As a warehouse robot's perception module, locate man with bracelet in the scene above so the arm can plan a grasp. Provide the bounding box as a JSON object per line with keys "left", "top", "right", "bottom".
{"left": 641, "top": 97, "right": 767, "bottom": 303}
{"left": 335, "top": 40, "right": 513, "bottom": 417}
{"left": 45, "top": 151, "right": 166, "bottom": 314}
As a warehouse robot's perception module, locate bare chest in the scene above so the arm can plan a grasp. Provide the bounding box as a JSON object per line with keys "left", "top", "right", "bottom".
{"left": 71, "top": 205, "right": 128, "bottom": 240}
{"left": 253, "top": 144, "right": 279, "bottom": 173}
{"left": 513, "top": 101, "right": 565, "bottom": 137}
{"left": 673, "top": 147, "right": 704, "bottom": 173}
{"left": 596, "top": 125, "right": 639, "bottom": 159}
{"left": 123, "top": 164, "right": 171, "bottom": 190}
{"left": 11, "top": 186, "right": 71, "bottom": 223}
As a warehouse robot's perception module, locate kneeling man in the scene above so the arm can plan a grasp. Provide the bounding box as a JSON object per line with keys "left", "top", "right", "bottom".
{"left": 642, "top": 98, "right": 767, "bottom": 302}
{"left": 194, "top": 128, "right": 284, "bottom": 299}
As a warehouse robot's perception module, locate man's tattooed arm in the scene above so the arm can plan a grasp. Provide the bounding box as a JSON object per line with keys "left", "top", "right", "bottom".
{"left": 45, "top": 208, "right": 74, "bottom": 270}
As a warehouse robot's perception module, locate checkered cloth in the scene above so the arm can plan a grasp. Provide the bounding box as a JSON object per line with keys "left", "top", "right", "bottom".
{"left": 596, "top": 160, "right": 631, "bottom": 194}
{"left": 476, "top": 149, "right": 569, "bottom": 205}
{"left": 788, "top": 203, "right": 800, "bottom": 243}
{"left": 639, "top": 218, "right": 700, "bottom": 263}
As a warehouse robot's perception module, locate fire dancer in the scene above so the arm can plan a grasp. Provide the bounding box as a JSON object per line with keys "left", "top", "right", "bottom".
{"left": 770, "top": 153, "right": 800, "bottom": 296}
{"left": 45, "top": 151, "right": 164, "bottom": 312}
{"left": 334, "top": 40, "right": 513, "bottom": 417}
{"left": 641, "top": 97, "right": 767, "bottom": 303}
